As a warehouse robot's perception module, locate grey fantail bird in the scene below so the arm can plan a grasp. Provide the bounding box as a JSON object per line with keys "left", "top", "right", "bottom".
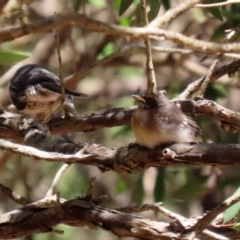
{"left": 8, "top": 64, "right": 88, "bottom": 122}
{"left": 131, "top": 91, "right": 202, "bottom": 149}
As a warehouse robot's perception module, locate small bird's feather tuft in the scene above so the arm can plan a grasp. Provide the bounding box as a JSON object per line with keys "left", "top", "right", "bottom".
{"left": 131, "top": 92, "right": 202, "bottom": 148}
{"left": 9, "top": 64, "right": 88, "bottom": 121}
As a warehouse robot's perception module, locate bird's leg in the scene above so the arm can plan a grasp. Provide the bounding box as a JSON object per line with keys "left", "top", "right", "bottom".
{"left": 63, "top": 95, "right": 77, "bottom": 119}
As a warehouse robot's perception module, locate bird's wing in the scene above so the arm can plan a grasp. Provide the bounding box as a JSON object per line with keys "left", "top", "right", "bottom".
{"left": 159, "top": 102, "right": 202, "bottom": 140}
{"left": 184, "top": 115, "right": 202, "bottom": 138}
{"left": 28, "top": 67, "right": 88, "bottom": 97}
{"left": 37, "top": 81, "right": 88, "bottom": 97}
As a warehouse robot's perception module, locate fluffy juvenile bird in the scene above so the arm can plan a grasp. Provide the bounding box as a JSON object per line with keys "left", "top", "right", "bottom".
{"left": 9, "top": 64, "right": 88, "bottom": 122}
{"left": 131, "top": 91, "right": 202, "bottom": 149}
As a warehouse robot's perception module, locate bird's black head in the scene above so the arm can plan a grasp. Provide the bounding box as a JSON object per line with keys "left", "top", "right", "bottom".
{"left": 132, "top": 91, "right": 167, "bottom": 109}
{"left": 9, "top": 64, "right": 58, "bottom": 110}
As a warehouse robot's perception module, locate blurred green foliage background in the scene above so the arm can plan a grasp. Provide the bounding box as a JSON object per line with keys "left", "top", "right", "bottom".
{"left": 0, "top": 0, "right": 240, "bottom": 239}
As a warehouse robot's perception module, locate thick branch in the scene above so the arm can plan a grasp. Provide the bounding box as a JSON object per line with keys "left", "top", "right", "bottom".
{"left": 0, "top": 106, "right": 134, "bottom": 140}
{"left": 1, "top": 138, "right": 240, "bottom": 173}
{"left": 1, "top": 98, "right": 240, "bottom": 140}
{"left": 1, "top": 13, "right": 240, "bottom": 54}
{"left": 0, "top": 197, "right": 235, "bottom": 239}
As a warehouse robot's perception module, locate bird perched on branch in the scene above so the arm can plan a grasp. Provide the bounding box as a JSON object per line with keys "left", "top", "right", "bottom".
{"left": 131, "top": 91, "right": 202, "bottom": 149}
{"left": 8, "top": 64, "right": 88, "bottom": 122}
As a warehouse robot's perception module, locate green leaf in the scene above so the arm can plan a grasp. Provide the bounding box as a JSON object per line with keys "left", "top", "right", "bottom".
{"left": 232, "top": 223, "right": 240, "bottom": 232}
{"left": 72, "top": 0, "right": 82, "bottom": 11}
{"left": 154, "top": 167, "right": 165, "bottom": 202}
{"left": 210, "top": 22, "right": 228, "bottom": 41}
{"left": 148, "top": 0, "right": 161, "bottom": 21}
{"left": 132, "top": 173, "right": 144, "bottom": 205}
{"left": 112, "top": 126, "right": 131, "bottom": 139}
{"left": 119, "top": 0, "right": 134, "bottom": 16}
{"left": 208, "top": 7, "right": 223, "bottom": 21}
{"left": 0, "top": 49, "right": 30, "bottom": 65}
{"left": 135, "top": 3, "right": 143, "bottom": 26}
{"left": 204, "top": 0, "right": 223, "bottom": 21}
{"left": 120, "top": 16, "right": 131, "bottom": 26}
{"left": 88, "top": 0, "right": 106, "bottom": 8}
{"left": 97, "top": 43, "right": 115, "bottom": 59}
{"left": 212, "top": 84, "right": 228, "bottom": 96}
{"left": 174, "top": 171, "right": 208, "bottom": 199}
{"left": 224, "top": 186, "right": 240, "bottom": 223}
{"left": 205, "top": 83, "right": 229, "bottom": 101}
{"left": 162, "top": 0, "right": 170, "bottom": 10}
{"left": 115, "top": 178, "right": 127, "bottom": 194}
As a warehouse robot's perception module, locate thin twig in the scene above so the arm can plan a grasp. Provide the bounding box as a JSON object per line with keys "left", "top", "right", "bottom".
{"left": 150, "top": 0, "right": 201, "bottom": 28}
{"left": 55, "top": 26, "right": 64, "bottom": 99}
{"left": 42, "top": 27, "right": 65, "bottom": 123}
{"left": 117, "top": 202, "right": 162, "bottom": 213}
{"left": 0, "top": 183, "right": 29, "bottom": 206}
{"left": 0, "top": 151, "right": 11, "bottom": 172}
{"left": 139, "top": 46, "right": 240, "bottom": 58}
{"left": 56, "top": 191, "right": 61, "bottom": 208}
{"left": 64, "top": 45, "right": 239, "bottom": 86}
{"left": 189, "top": 191, "right": 240, "bottom": 240}
{"left": 155, "top": 203, "right": 187, "bottom": 221}
{"left": 153, "top": 203, "right": 228, "bottom": 240}
{"left": 181, "top": 23, "right": 240, "bottom": 100}
{"left": 196, "top": 0, "right": 240, "bottom": 8}
{"left": 140, "top": 0, "right": 157, "bottom": 95}
{"left": 176, "top": 58, "right": 240, "bottom": 100}
{"left": 199, "top": 230, "right": 229, "bottom": 240}
{"left": 117, "top": 203, "right": 227, "bottom": 240}
{"left": 117, "top": 202, "right": 186, "bottom": 221}
{"left": 197, "top": 23, "right": 240, "bottom": 98}
{"left": 51, "top": 229, "right": 64, "bottom": 235}
{"left": 197, "top": 55, "right": 222, "bottom": 98}
{"left": 45, "top": 163, "right": 71, "bottom": 197}
{"left": 55, "top": 24, "right": 66, "bottom": 118}
{"left": 64, "top": 46, "right": 136, "bottom": 86}
{"left": 0, "top": 138, "right": 93, "bottom": 163}
{"left": 85, "top": 177, "right": 96, "bottom": 198}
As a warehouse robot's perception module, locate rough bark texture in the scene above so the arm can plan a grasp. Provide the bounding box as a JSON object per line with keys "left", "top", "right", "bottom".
{"left": 0, "top": 197, "right": 235, "bottom": 240}
{"left": 1, "top": 98, "right": 240, "bottom": 140}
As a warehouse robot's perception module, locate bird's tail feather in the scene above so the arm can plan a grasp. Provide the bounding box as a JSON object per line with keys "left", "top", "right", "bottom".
{"left": 65, "top": 89, "right": 88, "bottom": 97}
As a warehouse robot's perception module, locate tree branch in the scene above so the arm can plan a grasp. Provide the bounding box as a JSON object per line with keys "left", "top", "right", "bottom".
{"left": 141, "top": 0, "right": 157, "bottom": 95}
{"left": 64, "top": 46, "right": 136, "bottom": 86}
{"left": 45, "top": 164, "right": 71, "bottom": 197}
{"left": 150, "top": 0, "right": 201, "bottom": 28}
{"left": 1, "top": 13, "right": 240, "bottom": 54}
{"left": 0, "top": 196, "right": 235, "bottom": 239}
{"left": 197, "top": 55, "right": 222, "bottom": 98}
{"left": 189, "top": 191, "right": 240, "bottom": 240}
{"left": 2, "top": 96, "right": 240, "bottom": 140}
{"left": 176, "top": 58, "right": 240, "bottom": 100}
{"left": 0, "top": 183, "right": 29, "bottom": 206}
{"left": 1, "top": 137, "right": 240, "bottom": 173}
{"left": 195, "top": 0, "right": 240, "bottom": 8}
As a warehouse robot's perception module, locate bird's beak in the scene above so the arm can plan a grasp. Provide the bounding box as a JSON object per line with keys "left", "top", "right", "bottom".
{"left": 132, "top": 95, "right": 146, "bottom": 103}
